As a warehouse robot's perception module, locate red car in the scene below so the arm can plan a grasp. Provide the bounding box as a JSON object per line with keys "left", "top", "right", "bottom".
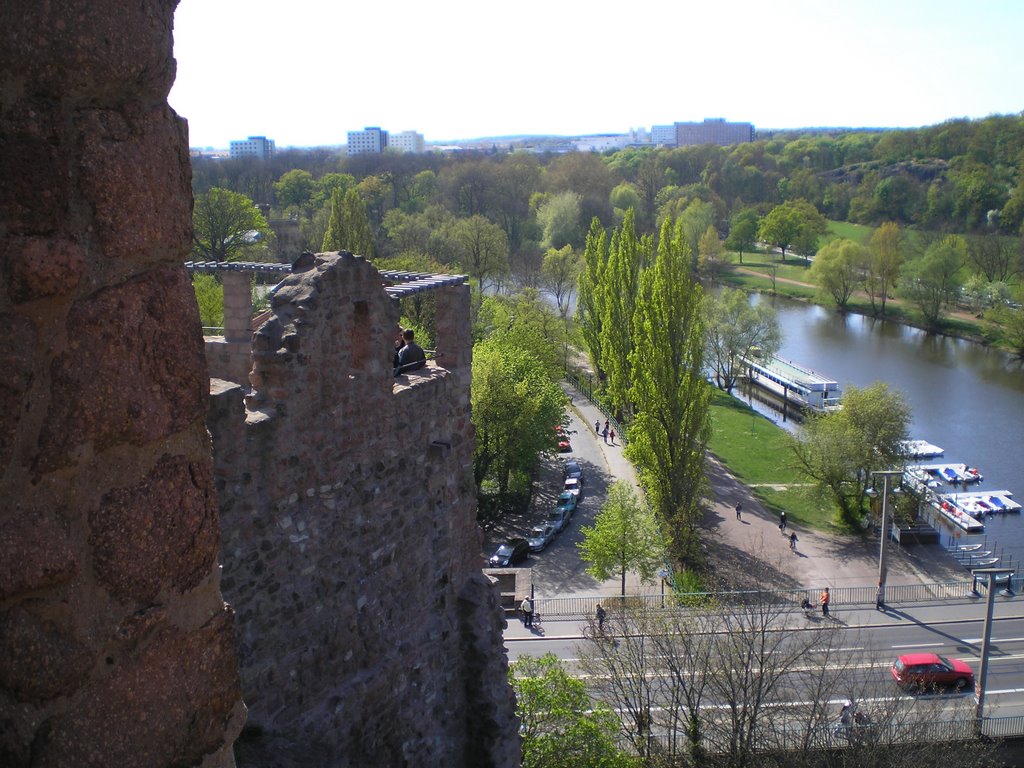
{"left": 891, "top": 652, "right": 973, "bottom": 691}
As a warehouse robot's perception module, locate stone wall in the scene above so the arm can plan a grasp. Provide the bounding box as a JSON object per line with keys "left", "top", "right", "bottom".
{"left": 0, "top": 2, "right": 244, "bottom": 767}
{"left": 207, "top": 253, "right": 519, "bottom": 766}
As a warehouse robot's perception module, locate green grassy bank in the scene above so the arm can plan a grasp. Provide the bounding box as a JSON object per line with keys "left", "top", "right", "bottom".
{"left": 707, "top": 387, "right": 847, "bottom": 534}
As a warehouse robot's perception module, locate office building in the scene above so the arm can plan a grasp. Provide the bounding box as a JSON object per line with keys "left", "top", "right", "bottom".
{"left": 389, "top": 130, "right": 426, "bottom": 153}
{"left": 675, "top": 118, "right": 754, "bottom": 147}
{"left": 229, "top": 135, "right": 275, "bottom": 160}
{"left": 347, "top": 127, "right": 389, "bottom": 155}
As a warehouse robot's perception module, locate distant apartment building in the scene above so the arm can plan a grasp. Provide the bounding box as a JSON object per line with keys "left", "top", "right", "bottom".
{"left": 229, "top": 135, "right": 275, "bottom": 160}
{"left": 675, "top": 118, "right": 754, "bottom": 147}
{"left": 651, "top": 125, "right": 678, "bottom": 146}
{"left": 347, "top": 126, "right": 389, "bottom": 155}
{"left": 389, "top": 130, "right": 426, "bottom": 153}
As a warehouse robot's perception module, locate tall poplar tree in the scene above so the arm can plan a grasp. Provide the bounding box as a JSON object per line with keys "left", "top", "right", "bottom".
{"left": 600, "top": 209, "right": 649, "bottom": 420}
{"left": 627, "top": 218, "right": 711, "bottom": 565}
{"left": 322, "top": 187, "right": 375, "bottom": 257}
{"left": 577, "top": 218, "right": 608, "bottom": 379}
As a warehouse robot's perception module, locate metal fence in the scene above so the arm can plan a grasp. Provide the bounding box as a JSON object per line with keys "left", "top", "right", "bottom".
{"left": 534, "top": 580, "right": 995, "bottom": 619}
{"left": 636, "top": 715, "right": 1024, "bottom": 757}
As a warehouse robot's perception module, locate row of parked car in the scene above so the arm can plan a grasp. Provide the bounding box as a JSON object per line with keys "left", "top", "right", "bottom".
{"left": 488, "top": 459, "right": 585, "bottom": 567}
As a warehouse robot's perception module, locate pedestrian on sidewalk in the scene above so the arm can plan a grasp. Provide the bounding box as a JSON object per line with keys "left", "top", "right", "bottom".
{"left": 521, "top": 595, "right": 534, "bottom": 627}
{"left": 735, "top": 501, "right": 743, "bottom": 521}
{"left": 610, "top": 429, "right": 616, "bottom": 445}
{"left": 602, "top": 426, "right": 609, "bottom": 443}
{"left": 596, "top": 603, "right": 606, "bottom": 631}
{"left": 595, "top": 420, "right": 600, "bottom": 434}
{"left": 789, "top": 531, "right": 798, "bottom": 551}
{"left": 820, "top": 587, "right": 830, "bottom": 617}
{"left": 779, "top": 511, "right": 787, "bottom": 533}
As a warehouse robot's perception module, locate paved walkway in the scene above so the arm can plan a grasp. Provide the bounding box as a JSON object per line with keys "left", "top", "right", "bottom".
{"left": 559, "top": 382, "right": 965, "bottom": 595}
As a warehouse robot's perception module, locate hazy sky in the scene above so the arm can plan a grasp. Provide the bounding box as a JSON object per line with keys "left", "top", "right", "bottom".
{"left": 169, "top": 0, "right": 1024, "bottom": 148}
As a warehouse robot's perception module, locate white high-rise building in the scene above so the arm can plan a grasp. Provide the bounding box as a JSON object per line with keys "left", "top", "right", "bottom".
{"left": 651, "top": 125, "right": 677, "bottom": 146}
{"left": 347, "top": 127, "right": 389, "bottom": 156}
{"left": 229, "top": 135, "right": 275, "bottom": 160}
{"left": 389, "top": 130, "right": 425, "bottom": 153}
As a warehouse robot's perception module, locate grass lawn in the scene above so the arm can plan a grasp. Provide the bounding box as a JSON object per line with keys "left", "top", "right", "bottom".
{"left": 826, "top": 220, "right": 874, "bottom": 245}
{"left": 707, "top": 387, "right": 847, "bottom": 533}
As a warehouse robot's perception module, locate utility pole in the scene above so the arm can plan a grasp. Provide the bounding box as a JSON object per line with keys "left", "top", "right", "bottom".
{"left": 867, "top": 470, "right": 903, "bottom": 611}
{"left": 973, "top": 567, "right": 1014, "bottom": 737}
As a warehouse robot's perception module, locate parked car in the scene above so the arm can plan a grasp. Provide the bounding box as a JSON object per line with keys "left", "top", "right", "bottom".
{"left": 555, "top": 491, "right": 577, "bottom": 516}
{"left": 563, "top": 477, "right": 582, "bottom": 500}
{"left": 489, "top": 538, "right": 530, "bottom": 567}
{"left": 527, "top": 524, "right": 556, "bottom": 552}
{"left": 564, "top": 459, "right": 583, "bottom": 481}
{"left": 891, "top": 652, "right": 974, "bottom": 691}
{"left": 546, "top": 508, "right": 570, "bottom": 533}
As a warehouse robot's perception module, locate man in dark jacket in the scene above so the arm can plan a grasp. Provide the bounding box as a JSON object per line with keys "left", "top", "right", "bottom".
{"left": 394, "top": 328, "right": 426, "bottom": 376}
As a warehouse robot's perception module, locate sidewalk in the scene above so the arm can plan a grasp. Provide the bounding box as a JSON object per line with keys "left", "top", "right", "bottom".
{"left": 560, "top": 381, "right": 967, "bottom": 598}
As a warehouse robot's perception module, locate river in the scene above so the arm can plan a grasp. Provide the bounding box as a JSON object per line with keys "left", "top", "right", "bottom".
{"left": 746, "top": 294, "right": 1024, "bottom": 563}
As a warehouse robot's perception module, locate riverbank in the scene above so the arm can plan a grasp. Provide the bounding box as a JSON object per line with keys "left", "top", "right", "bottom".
{"left": 722, "top": 256, "right": 1012, "bottom": 352}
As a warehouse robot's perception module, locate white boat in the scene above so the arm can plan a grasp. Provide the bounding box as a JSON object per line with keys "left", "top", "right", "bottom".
{"left": 940, "top": 490, "right": 1021, "bottom": 516}
{"left": 914, "top": 463, "right": 984, "bottom": 486}
{"left": 900, "top": 439, "right": 944, "bottom": 459}
{"left": 956, "top": 543, "right": 983, "bottom": 552}
{"left": 974, "top": 557, "right": 1000, "bottom": 566}
{"left": 741, "top": 355, "right": 842, "bottom": 413}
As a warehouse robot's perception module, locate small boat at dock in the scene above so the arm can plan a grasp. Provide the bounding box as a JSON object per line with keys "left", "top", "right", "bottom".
{"left": 901, "top": 439, "right": 944, "bottom": 459}
{"left": 913, "top": 463, "right": 984, "bottom": 486}
{"left": 938, "top": 490, "right": 1021, "bottom": 517}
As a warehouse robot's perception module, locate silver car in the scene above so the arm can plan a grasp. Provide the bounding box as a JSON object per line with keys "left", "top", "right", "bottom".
{"left": 527, "top": 524, "right": 556, "bottom": 552}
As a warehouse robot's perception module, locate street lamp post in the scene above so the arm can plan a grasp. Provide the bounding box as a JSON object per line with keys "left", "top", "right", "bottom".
{"left": 867, "top": 470, "right": 903, "bottom": 611}
{"left": 972, "top": 567, "right": 1015, "bottom": 737}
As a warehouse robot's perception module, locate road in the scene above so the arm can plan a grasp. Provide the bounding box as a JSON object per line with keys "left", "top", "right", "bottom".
{"left": 507, "top": 598, "right": 1024, "bottom": 718}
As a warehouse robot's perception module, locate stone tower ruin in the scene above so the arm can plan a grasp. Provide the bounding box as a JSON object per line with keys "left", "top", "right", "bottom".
{"left": 207, "top": 255, "right": 519, "bottom": 765}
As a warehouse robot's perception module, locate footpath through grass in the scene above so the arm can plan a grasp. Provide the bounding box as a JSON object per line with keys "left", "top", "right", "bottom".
{"left": 707, "top": 387, "right": 847, "bottom": 534}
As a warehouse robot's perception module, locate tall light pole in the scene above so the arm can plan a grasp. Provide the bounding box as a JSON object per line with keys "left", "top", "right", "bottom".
{"left": 972, "top": 567, "right": 1015, "bottom": 737}
{"left": 867, "top": 470, "right": 903, "bottom": 611}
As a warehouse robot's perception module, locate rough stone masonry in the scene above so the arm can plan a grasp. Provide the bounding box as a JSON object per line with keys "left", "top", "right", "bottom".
{"left": 0, "top": 2, "right": 243, "bottom": 766}
{"left": 208, "top": 254, "right": 520, "bottom": 766}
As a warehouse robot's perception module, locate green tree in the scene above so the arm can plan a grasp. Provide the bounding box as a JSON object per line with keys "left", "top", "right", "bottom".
{"left": 191, "top": 273, "right": 224, "bottom": 328}
{"left": 537, "top": 190, "right": 583, "bottom": 250}
{"left": 697, "top": 224, "right": 725, "bottom": 276}
{"left": 311, "top": 172, "right": 356, "bottom": 211}
{"left": 610, "top": 182, "right": 642, "bottom": 219}
{"left": 540, "top": 245, "right": 581, "bottom": 318}
{"left": 899, "top": 235, "right": 967, "bottom": 326}
{"left": 758, "top": 198, "right": 827, "bottom": 261}
{"left": 627, "top": 218, "right": 711, "bottom": 565}
{"left": 790, "top": 382, "right": 910, "bottom": 528}
{"left": 867, "top": 221, "right": 905, "bottom": 316}
{"left": 470, "top": 337, "right": 565, "bottom": 494}
{"left": 451, "top": 214, "right": 510, "bottom": 298}
{"left": 192, "top": 187, "right": 273, "bottom": 262}
{"left": 510, "top": 654, "right": 635, "bottom": 768}
{"left": 322, "top": 187, "right": 375, "bottom": 257}
{"left": 704, "top": 288, "right": 781, "bottom": 393}
{"left": 578, "top": 481, "right": 663, "bottom": 596}
{"left": 600, "top": 209, "right": 649, "bottom": 420}
{"left": 810, "top": 238, "right": 868, "bottom": 309}
{"left": 577, "top": 218, "right": 609, "bottom": 379}
{"left": 273, "top": 169, "right": 315, "bottom": 214}
{"left": 724, "top": 207, "right": 760, "bottom": 264}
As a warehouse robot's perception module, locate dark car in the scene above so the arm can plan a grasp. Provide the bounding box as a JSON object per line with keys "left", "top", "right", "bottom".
{"left": 489, "top": 538, "right": 530, "bottom": 567}
{"left": 564, "top": 459, "right": 583, "bottom": 481}
{"left": 891, "top": 652, "right": 973, "bottom": 691}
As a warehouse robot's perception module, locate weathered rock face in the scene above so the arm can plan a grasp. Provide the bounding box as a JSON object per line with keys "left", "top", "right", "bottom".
{"left": 0, "top": 2, "right": 244, "bottom": 767}
{"left": 209, "top": 254, "right": 520, "bottom": 766}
